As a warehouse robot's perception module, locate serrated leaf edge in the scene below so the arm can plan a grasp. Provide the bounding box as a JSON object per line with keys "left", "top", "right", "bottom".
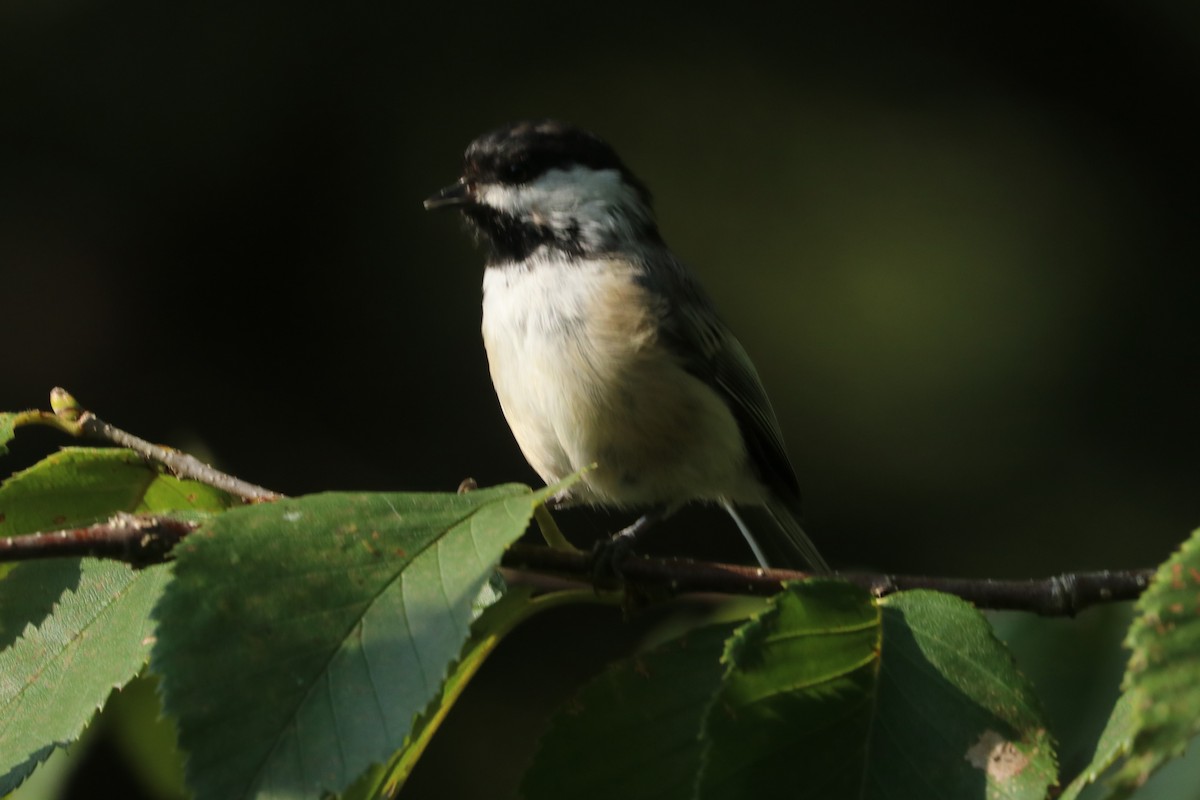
{"left": 0, "top": 562, "right": 160, "bottom": 791}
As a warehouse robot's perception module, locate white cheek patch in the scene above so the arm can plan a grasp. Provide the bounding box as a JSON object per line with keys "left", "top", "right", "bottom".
{"left": 475, "top": 166, "right": 650, "bottom": 250}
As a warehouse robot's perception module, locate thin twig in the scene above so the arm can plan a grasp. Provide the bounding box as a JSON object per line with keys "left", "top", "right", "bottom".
{"left": 500, "top": 544, "right": 1154, "bottom": 616}
{"left": 46, "top": 388, "right": 282, "bottom": 502}
{"left": 0, "top": 514, "right": 198, "bottom": 567}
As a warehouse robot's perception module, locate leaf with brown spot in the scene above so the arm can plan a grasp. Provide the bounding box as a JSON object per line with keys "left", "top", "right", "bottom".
{"left": 1067, "top": 526, "right": 1200, "bottom": 799}
{"left": 522, "top": 583, "right": 1056, "bottom": 800}
{"left": 696, "top": 586, "right": 1056, "bottom": 799}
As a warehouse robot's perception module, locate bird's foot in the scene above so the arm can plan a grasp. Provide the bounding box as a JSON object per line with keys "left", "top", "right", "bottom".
{"left": 590, "top": 528, "right": 638, "bottom": 582}
{"left": 589, "top": 512, "right": 663, "bottom": 581}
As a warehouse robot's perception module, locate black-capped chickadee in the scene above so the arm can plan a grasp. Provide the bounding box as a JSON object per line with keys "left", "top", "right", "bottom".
{"left": 425, "top": 120, "right": 829, "bottom": 572}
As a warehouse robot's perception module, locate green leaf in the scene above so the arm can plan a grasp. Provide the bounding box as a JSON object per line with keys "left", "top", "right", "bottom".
{"left": 0, "top": 747, "right": 54, "bottom": 798}
{"left": 0, "top": 560, "right": 170, "bottom": 795}
{"left": 346, "top": 583, "right": 560, "bottom": 800}
{"left": 0, "top": 412, "right": 16, "bottom": 456}
{"left": 0, "top": 448, "right": 232, "bottom": 644}
{"left": 0, "top": 447, "right": 232, "bottom": 793}
{"left": 697, "top": 582, "right": 1056, "bottom": 799}
{"left": 0, "top": 560, "right": 85, "bottom": 651}
{"left": 697, "top": 580, "right": 882, "bottom": 798}
{"left": 153, "top": 482, "right": 561, "bottom": 800}
{"left": 874, "top": 591, "right": 1057, "bottom": 798}
{"left": 1106, "top": 527, "right": 1200, "bottom": 796}
{"left": 376, "top": 580, "right": 530, "bottom": 794}
{"left": 0, "top": 446, "right": 231, "bottom": 537}
{"left": 521, "top": 620, "right": 737, "bottom": 800}
{"left": 1059, "top": 692, "right": 1135, "bottom": 800}
{"left": 989, "top": 604, "right": 1132, "bottom": 789}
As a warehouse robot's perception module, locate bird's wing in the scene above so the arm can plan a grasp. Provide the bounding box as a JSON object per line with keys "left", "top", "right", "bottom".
{"left": 640, "top": 254, "right": 829, "bottom": 572}
{"left": 644, "top": 255, "right": 801, "bottom": 501}
{"left": 650, "top": 259, "right": 830, "bottom": 572}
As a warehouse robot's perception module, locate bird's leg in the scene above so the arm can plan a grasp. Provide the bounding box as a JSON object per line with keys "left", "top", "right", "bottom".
{"left": 611, "top": 510, "right": 667, "bottom": 545}
{"left": 592, "top": 509, "right": 669, "bottom": 577}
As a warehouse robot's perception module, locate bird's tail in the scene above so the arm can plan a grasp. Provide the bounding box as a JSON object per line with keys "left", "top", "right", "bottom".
{"left": 724, "top": 493, "right": 830, "bottom": 574}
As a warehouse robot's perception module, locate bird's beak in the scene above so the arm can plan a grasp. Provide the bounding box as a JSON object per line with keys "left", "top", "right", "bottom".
{"left": 423, "top": 178, "right": 473, "bottom": 211}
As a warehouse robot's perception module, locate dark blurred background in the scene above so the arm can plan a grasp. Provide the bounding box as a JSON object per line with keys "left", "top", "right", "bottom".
{"left": 2, "top": 1, "right": 1198, "bottom": 797}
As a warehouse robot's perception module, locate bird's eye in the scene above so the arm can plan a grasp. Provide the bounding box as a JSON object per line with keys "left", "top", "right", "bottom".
{"left": 502, "top": 159, "right": 530, "bottom": 184}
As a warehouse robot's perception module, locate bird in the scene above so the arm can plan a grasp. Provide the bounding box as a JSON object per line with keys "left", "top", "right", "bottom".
{"left": 424, "top": 119, "right": 829, "bottom": 573}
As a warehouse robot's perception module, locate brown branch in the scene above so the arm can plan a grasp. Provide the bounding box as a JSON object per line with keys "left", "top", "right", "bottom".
{"left": 0, "top": 513, "right": 1154, "bottom": 615}
{"left": 0, "top": 514, "right": 198, "bottom": 567}
{"left": 500, "top": 543, "right": 1154, "bottom": 616}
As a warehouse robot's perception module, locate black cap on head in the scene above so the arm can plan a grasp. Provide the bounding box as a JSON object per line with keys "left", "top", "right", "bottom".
{"left": 462, "top": 120, "right": 651, "bottom": 202}
{"left": 425, "top": 120, "right": 661, "bottom": 260}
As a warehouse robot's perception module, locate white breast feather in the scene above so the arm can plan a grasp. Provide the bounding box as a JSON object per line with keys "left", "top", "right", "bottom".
{"left": 481, "top": 257, "right": 758, "bottom": 508}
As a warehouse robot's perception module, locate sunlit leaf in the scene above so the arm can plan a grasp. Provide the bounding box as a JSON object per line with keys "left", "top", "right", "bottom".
{"left": 0, "top": 560, "right": 170, "bottom": 795}
{"left": 0, "top": 448, "right": 233, "bottom": 645}
{"left": 347, "top": 583, "right": 549, "bottom": 800}
{"left": 0, "top": 447, "right": 232, "bottom": 793}
{"left": 153, "top": 482, "right": 562, "bottom": 800}
{"left": 0, "top": 447, "right": 229, "bottom": 537}
{"left": 0, "top": 413, "right": 16, "bottom": 456}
